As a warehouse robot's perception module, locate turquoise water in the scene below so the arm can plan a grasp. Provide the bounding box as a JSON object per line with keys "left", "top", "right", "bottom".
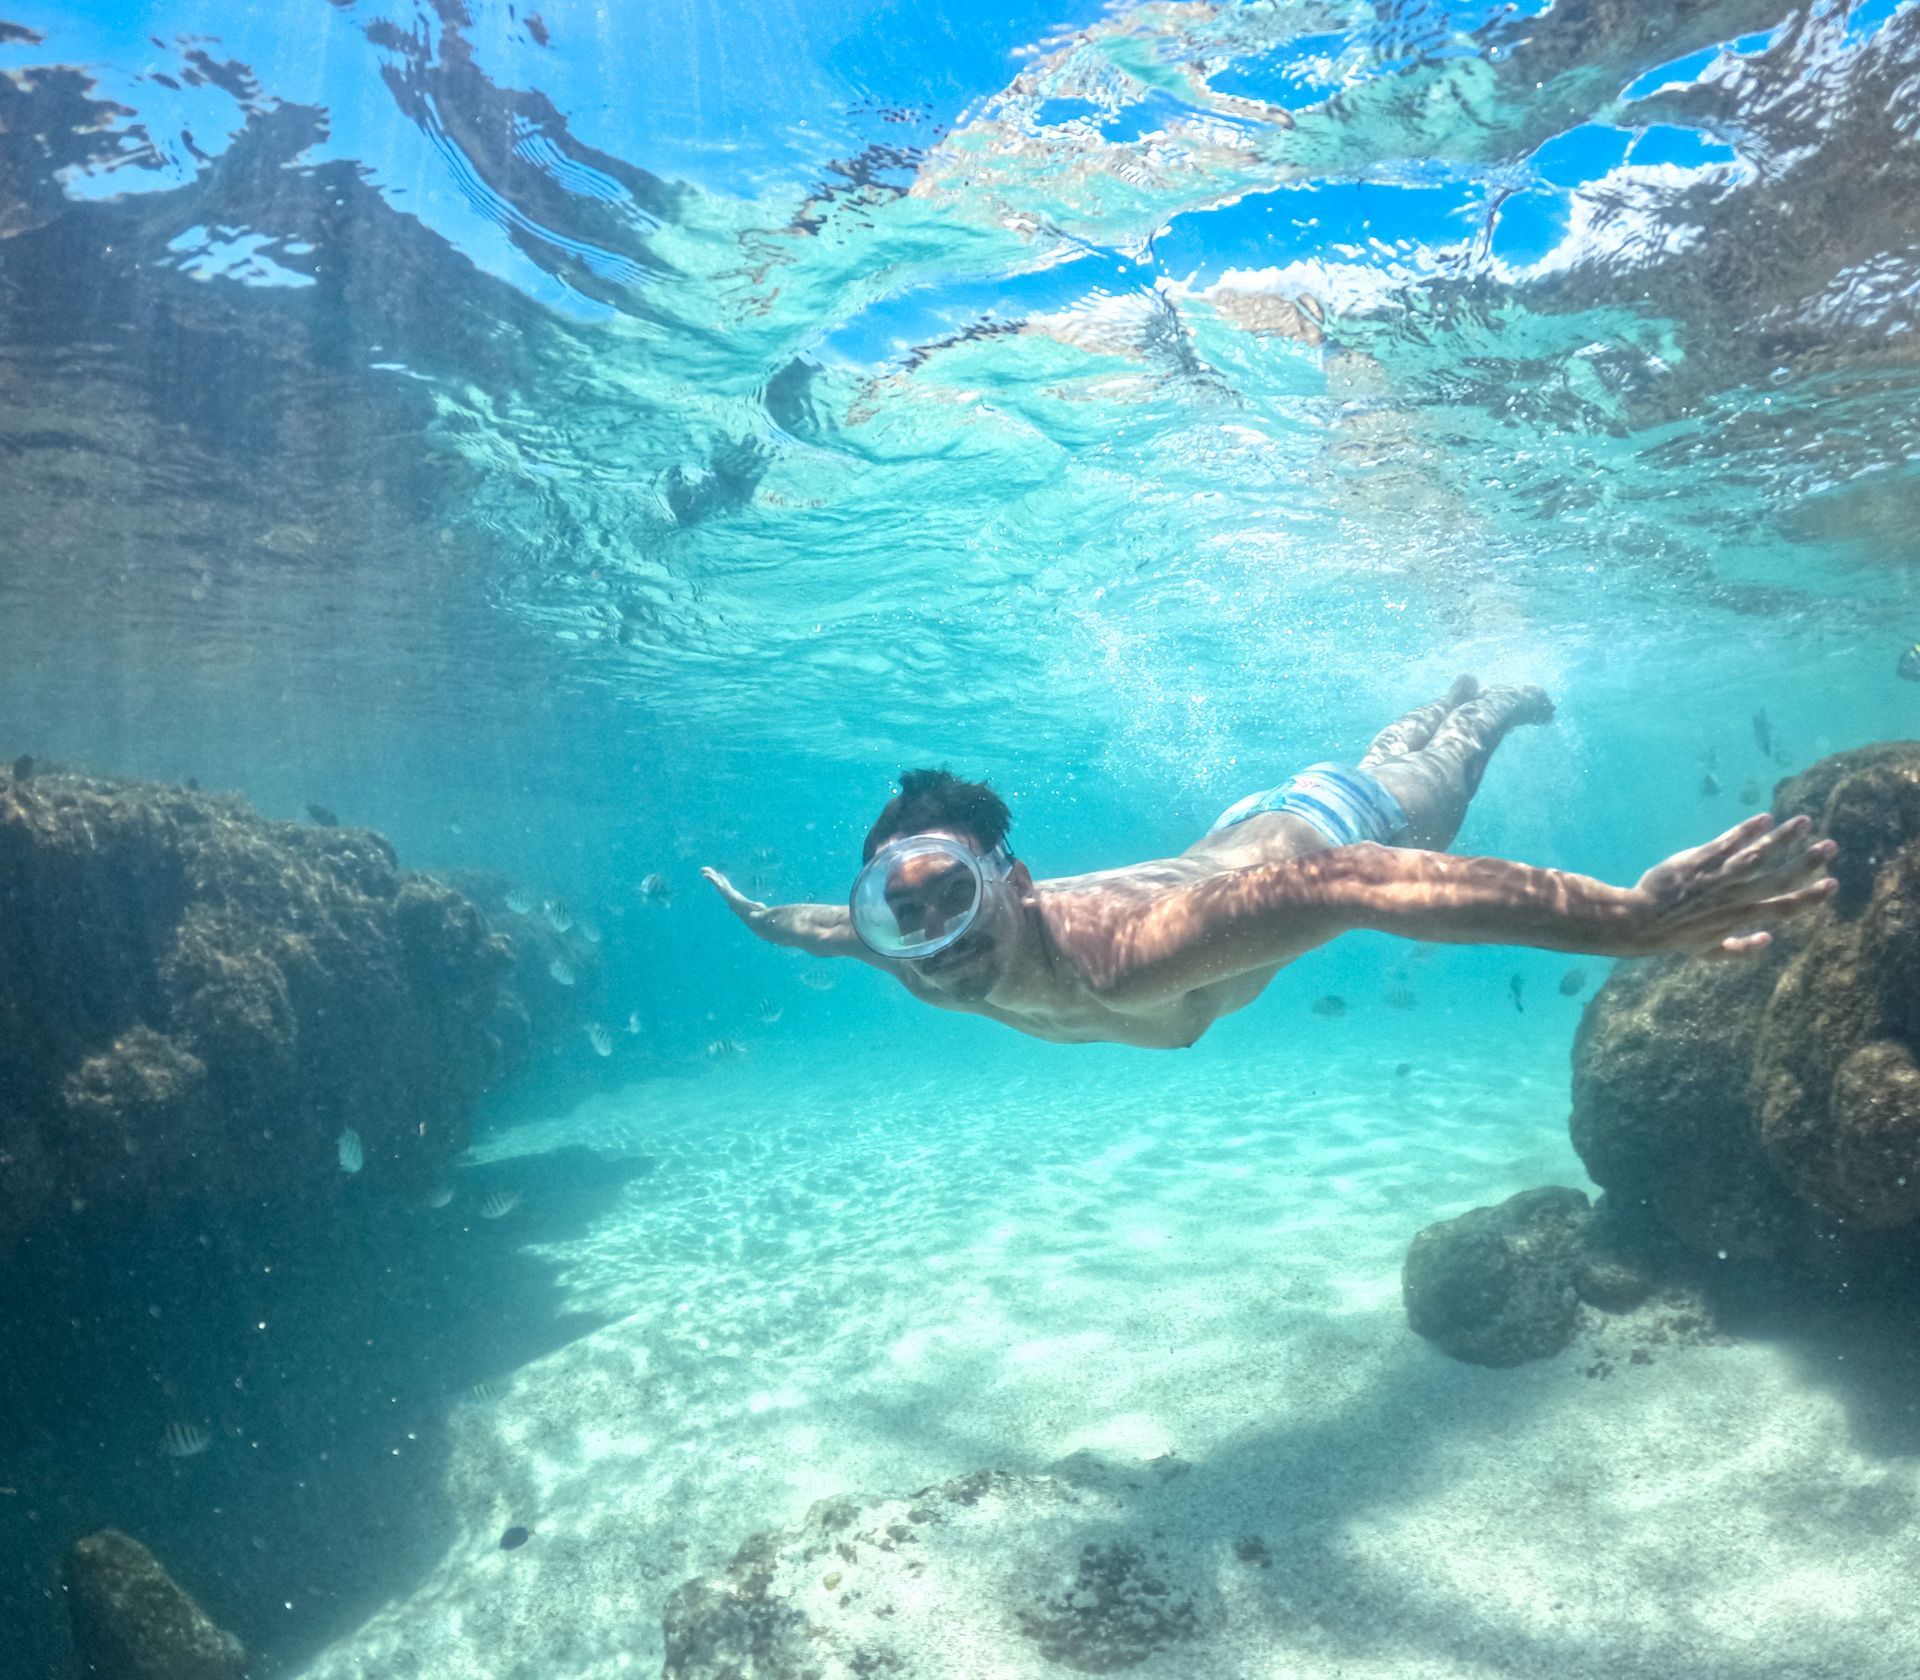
{"left": 4, "top": 0, "right": 1920, "bottom": 1674}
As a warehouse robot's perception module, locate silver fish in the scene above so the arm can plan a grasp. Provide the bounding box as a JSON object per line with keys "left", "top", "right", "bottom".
{"left": 626, "top": 1010, "right": 642, "bottom": 1034}
{"left": 703, "top": 1037, "right": 746, "bottom": 1060}
{"left": 337, "top": 1128, "right": 364, "bottom": 1174}
{"left": 749, "top": 845, "right": 782, "bottom": 869}
{"left": 638, "top": 872, "right": 673, "bottom": 905}
{"left": 504, "top": 889, "right": 534, "bottom": 916}
{"left": 548, "top": 957, "right": 577, "bottom": 987}
{"left": 420, "top": 1184, "right": 455, "bottom": 1210}
{"left": 545, "top": 901, "right": 574, "bottom": 934}
{"left": 586, "top": 1023, "right": 612, "bottom": 1057}
{"left": 465, "top": 1381, "right": 503, "bottom": 1406}
{"left": 479, "top": 1189, "right": 521, "bottom": 1220}
{"left": 748, "top": 998, "right": 782, "bottom": 1025}
{"left": 159, "top": 1421, "right": 212, "bottom": 1459}
{"left": 1899, "top": 642, "right": 1920, "bottom": 682}
{"left": 797, "top": 969, "right": 835, "bottom": 992}
{"left": 579, "top": 918, "right": 602, "bottom": 945}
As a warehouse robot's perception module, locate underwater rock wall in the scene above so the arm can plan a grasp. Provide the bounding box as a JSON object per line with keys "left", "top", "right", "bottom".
{"left": 1407, "top": 742, "right": 1920, "bottom": 1363}
{"left": 0, "top": 764, "right": 514, "bottom": 1247}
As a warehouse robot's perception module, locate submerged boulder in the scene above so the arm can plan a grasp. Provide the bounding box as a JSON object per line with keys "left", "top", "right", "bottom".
{"left": 63, "top": 1528, "right": 245, "bottom": 1680}
{"left": 1470, "top": 741, "right": 1920, "bottom": 1322}
{"left": 1402, "top": 1186, "right": 1594, "bottom": 1366}
{"left": 0, "top": 765, "right": 516, "bottom": 1246}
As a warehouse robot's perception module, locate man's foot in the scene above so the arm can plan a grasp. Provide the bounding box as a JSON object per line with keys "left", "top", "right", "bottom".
{"left": 1481, "top": 682, "right": 1554, "bottom": 729}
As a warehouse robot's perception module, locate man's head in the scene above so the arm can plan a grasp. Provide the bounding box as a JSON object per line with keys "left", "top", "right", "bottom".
{"left": 861, "top": 768, "right": 1011, "bottom": 862}
{"left": 853, "top": 770, "right": 1029, "bottom": 998}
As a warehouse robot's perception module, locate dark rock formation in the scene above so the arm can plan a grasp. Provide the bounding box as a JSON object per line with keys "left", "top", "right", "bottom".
{"left": 63, "top": 1528, "right": 245, "bottom": 1680}
{"left": 0, "top": 765, "right": 516, "bottom": 1247}
{"left": 1569, "top": 952, "right": 1799, "bottom": 1261}
{"left": 1402, "top": 1186, "right": 1595, "bottom": 1366}
{"left": 1566, "top": 743, "right": 1920, "bottom": 1285}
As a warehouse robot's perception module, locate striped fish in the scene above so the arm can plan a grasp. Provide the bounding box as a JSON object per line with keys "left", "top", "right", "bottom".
{"left": 159, "top": 1421, "right": 212, "bottom": 1458}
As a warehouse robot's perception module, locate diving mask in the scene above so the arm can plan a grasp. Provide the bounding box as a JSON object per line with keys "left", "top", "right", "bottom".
{"left": 849, "top": 834, "right": 1014, "bottom": 960}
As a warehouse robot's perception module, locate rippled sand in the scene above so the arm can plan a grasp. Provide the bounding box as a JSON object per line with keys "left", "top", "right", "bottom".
{"left": 291, "top": 1033, "right": 1920, "bottom": 1680}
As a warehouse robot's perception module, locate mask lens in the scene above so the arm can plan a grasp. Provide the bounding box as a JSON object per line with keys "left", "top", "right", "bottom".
{"left": 850, "top": 837, "right": 993, "bottom": 958}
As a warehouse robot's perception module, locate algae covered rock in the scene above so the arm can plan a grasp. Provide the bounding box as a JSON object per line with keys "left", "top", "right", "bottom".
{"left": 1402, "top": 1186, "right": 1593, "bottom": 1366}
{"left": 1560, "top": 741, "right": 1920, "bottom": 1290}
{"left": 63, "top": 1528, "right": 245, "bottom": 1680}
{"left": 0, "top": 765, "right": 516, "bottom": 1245}
{"left": 662, "top": 1464, "right": 1211, "bottom": 1679}
{"left": 1569, "top": 953, "right": 1801, "bottom": 1260}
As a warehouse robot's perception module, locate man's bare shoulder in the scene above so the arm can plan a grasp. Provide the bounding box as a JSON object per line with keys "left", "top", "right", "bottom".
{"left": 1031, "top": 854, "right": 1221, "bottom": 906}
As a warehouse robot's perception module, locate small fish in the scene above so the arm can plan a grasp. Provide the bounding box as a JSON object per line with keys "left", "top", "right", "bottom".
{"left": 748, "top": 998, "right": 783, "bottom": 1025}
{"left": 638, "top": 872, "right": 673, "bottom": 905}
{"left": 337, "top": 1128, "right": 364, "bottom": 1174}
{"left": 500, "top": 1525, "right": 531, "bottom": 1551}
{"left": 548, "top": 957, "right": 577, "bottom": 987}
{"left": 1382, "top": 986, "right": 1417, "bottom": 1010}
{"left": 703, "top": 1037, "right": 746, "bottom": 1059}
{"left": 1738, "top": 779, "right": 1761, "bottom": 806}
{"left": 1751, "top": 709, "right": 1773, "bottom": 759}
{"left": 586, "top": 1022, "right": 612, "bottom": 1057}
{"left": 1699, "top": 773, "right": 1720, "bottom": 798}
{"left": 478, "top": 1189, "right": 521, "bottom": 1220}
{"left": 1394, "top": 1062, "right": 1412, "bottom": 1078}
{"left": 749, "top": 845, "right": 782, "bottom": 869}
{"left": 1310, "top": 995, "right": 1348, "bottom": 1018}
{"left": 1558, "top": 968, "right": 1588, "bottom": 997}
{"left": 626, "top": 1010, "right": 643, "bottom": 1035}
{"left": 465, "top": 1381, "right": 503, "bottom": 1405}
{"left": 1899, "top": 643, "right": 1920, "bottom": 682}
{"left": 420, "top": 1184, "right": 455, "bottom": 1210}
{"left": 306, "top": 803, "right": 339, "bottom": 827}
{"left": 578, "top": 919, "right": 602, "bottom": 945}
{"left": 10, "top": 755, "right": 33, "bottom": 780}
{"left": 1700, "top": 747, "right": 1719, "bottom": 772}
{"left": 797, "top": 969, "right": 835, "bottom": 992}
{"left": 159, "top": 1421, "right": 212, "bottom": 1459}
{"left": 503, "top": 889, "right": 534, "bottom": 916}
{"left": 544, "top": 901, "right": 574, "bottom": 934}
{"left": 1509, "top": 975, "right": 1525, "bottom": 1013}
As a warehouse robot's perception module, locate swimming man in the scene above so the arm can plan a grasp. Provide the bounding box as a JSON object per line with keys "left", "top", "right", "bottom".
{"left": 703, "top": 679, "right": 1837, "bottom": 1048}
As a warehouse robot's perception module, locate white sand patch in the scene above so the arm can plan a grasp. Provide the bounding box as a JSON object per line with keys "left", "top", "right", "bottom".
{"left": 290, "top": 1041, "right": 1920, "bottom": 1679}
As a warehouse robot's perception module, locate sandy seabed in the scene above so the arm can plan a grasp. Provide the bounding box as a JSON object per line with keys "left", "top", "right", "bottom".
{"left": 290, "top": 1034, "right": 1920, "bottom": 1680}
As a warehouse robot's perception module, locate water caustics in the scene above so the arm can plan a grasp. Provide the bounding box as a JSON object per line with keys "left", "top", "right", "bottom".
{"left": 3, "top": 0, "right": 1918, "bottom": 783}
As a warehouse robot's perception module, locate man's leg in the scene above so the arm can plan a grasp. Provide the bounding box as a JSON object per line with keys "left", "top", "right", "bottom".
{"left": 1368, "top": 682, "right": 1554, "bottom": 851}
{"left": 1359, "top": 674, "right": 1480, "bottom": 768}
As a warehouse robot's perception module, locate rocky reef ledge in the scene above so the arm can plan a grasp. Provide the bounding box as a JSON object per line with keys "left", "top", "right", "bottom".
{"left": 1404, "top": 741, "right": 1920, "bottom": 1365}
{"left": 0, "top": 764, "right": 515, "bottom": 1248}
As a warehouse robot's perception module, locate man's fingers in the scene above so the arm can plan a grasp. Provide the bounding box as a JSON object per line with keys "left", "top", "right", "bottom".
{"left": 1747, "top": 878, "right": 1839, "bottom": 919}
{"left": 1698, "top": 812, "right": 1775, "bottom": 870}
{"left": 1709, "top": 930, "right": 1773, "bottom": 959}
{"left": 1723, "top": 814, "right": 1814, "bottom": 879}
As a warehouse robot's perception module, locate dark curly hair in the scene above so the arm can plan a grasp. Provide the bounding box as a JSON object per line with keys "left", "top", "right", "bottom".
{"left": 862, "top": 769, "right": 1013, "bottom": 862}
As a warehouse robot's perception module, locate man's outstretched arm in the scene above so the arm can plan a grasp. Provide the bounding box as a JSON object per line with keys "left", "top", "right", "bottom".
{"left": 1093, "top": 813, "right": 1838, "bottom": 1006}
{"left": 701, "top": 868, "right": 883, "bottom": 964}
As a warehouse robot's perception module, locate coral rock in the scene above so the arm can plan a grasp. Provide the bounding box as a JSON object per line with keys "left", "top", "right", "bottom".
{"left": 1402, "top": 1186, "right": 1593, "bottom": 1366}
{"left": 0, "top": 770, "right": 518, "bottom": 1246}
{"left": 63, "top": 1528, "right": 245, "bottom": 1680}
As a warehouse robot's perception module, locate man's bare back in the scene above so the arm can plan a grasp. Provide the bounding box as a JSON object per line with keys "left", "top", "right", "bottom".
{"left": 705, "top": 679, "right": 1838, "bottom": 1049}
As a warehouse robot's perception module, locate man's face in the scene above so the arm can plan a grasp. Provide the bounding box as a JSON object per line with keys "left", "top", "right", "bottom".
{"left": 873, "top": 827, "right": 1017, "bottom": 999}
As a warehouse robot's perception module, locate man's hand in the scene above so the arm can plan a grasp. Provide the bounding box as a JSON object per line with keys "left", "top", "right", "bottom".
{"left": 702, "top": 868, "right": 866, "bottom": 959}
{"left": 1625, "top": 813, "right": 1838, "bottom": 959}
{"left": 701, "top": 866, "right": 769, "bottom": 933}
